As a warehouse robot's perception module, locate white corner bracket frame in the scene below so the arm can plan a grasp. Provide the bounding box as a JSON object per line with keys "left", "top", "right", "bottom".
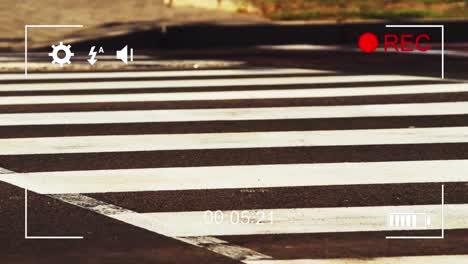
{"left": 385, "top": 24, "right": 444, "bottom": 79}
{"left": 386, "top": 184, "right": 445, "bottom": 239}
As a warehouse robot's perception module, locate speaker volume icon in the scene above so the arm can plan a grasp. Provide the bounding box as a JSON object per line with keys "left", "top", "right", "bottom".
{"left": 116, "top": 45, "right": 134, "bottom": 64}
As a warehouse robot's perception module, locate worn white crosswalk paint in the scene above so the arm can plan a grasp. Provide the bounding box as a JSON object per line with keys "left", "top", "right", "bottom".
{"left": 244, "top": 255, "right": 468, "bottom": 264}
{"left": 0, "top": 75, "right": 435, "bottom": 92}
{"left": 132, "top": 203, "right": 467, "bottom": 236}
{"left": 0, "top": 167, "right": 13, "bottom": 174}
{"left": 2, "top": 102, "right": 468, "bottom": 126}
{"left": 50, "top": 193, "right": 272, "bottom": 262}
{"left": 2, "top": 84, "right": 468, "bottom": 105}
{"left": 0, "top": 127, "right": 467, "bottom": 155}
{"left": 0, "top": 68, "right": 332, "bottom": 81}
{"left": 2, "top": 160, "right": 466, "bottom": 194}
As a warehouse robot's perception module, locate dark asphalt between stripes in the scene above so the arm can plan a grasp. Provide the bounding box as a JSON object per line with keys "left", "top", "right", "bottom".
{"left": 0, "top": 115, "right": 467, "bottom": 138}
{"left": 1, "top": 143, "right": 467, "bottom": 173}
{"left": 87, "top": 183, "right": 468, "bottom": 213}
{"left": 0, "top": 92, "right": 466, "bottom": 113}
{"left": 0, "top": 80, "right": 447, "bottom": 96}
{"left": 0, "top": 73, "right": 334, "bottom": 85}
{"left": 221, "top": 229, "right": 468, "bottom": 259}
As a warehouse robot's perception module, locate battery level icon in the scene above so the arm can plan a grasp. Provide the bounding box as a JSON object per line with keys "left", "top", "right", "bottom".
{"left": 387, "top": 213, "right": 431, "bottom": 229}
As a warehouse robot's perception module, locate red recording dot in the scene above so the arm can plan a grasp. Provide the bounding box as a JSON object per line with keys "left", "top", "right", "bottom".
{"left": 358, "top": 32, "right": 378, "bottom": 53}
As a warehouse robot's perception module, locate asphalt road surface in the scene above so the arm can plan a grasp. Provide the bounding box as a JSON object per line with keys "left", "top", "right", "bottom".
{"left": 1, "top": 62, "right": 468, "bottom": 263}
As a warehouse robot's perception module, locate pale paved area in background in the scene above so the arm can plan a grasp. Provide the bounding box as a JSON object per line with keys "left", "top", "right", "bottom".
{"left": 0, "top": 0, "right": 266, "bottom": 51}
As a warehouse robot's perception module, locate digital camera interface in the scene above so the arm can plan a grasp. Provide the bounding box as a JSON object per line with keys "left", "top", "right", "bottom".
{"left": 1, "top": 1, "right": 468, "bottom": 263}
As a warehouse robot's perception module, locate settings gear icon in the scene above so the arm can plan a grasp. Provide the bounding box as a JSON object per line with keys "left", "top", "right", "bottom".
{"left": 48, "top": 42, "right": 74, "bottom": 67}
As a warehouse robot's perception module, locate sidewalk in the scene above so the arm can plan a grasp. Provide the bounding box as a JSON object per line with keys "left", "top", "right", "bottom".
{"left": 0, "top": 0, "right": 266, "bottom": 51}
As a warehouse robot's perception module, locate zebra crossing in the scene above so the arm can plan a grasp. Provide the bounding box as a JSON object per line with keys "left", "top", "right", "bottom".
{"left": 1, "top": 67, "right": 468, "bottom": 263}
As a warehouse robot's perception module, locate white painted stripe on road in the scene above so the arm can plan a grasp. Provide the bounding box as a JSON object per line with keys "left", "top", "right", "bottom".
{"left": 2, "top": 160, "right": 466, "bottom": 194}
{"left": 0, "top": 68, "right": 330, "bottom": 81}
{"left": 136, "top": 203, "right": 467, "bottom": 236}
{"left": 0, "top": 127, "right": 466, "bottom": 155}
{"left": 1, "top": 83, "right": 467, "bottom": 105}
{"left": 258, "top": 44, "right": 341, "bottom": 51}
{"left": 0, "top": 75, "right": 435, "bottom": 92}
{"left": 244, "top": 255, "right": 468, "bottom": 264}
{"left": 0, "top": 167, "right": 13, "bottom": 174}
{"left": 1, "top": 102, "right": 467, "bottom": 126}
